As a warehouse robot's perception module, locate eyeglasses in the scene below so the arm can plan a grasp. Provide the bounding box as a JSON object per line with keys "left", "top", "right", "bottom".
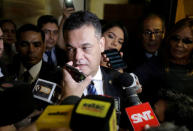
{"left": 143, "top": 30, "right": 163, "bottom": 38}
{"left": 170, "top": 35, "right": 193, "bottom": 45}
{"left": 42, "top": 29, "right": 58, "bottom": 35}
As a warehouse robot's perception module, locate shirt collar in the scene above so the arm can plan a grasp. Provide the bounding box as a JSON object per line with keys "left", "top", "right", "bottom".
{"left": 20, "top": 60, "right": 42, "bottom": 80}
{"left": 92, "top": 66, "right": 102, "bottom": 81}
{"left": 145, "top": 51, "right": 158, "bottom": 58}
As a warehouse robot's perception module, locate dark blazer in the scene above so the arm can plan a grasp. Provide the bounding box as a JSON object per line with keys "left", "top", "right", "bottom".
{"left": 101, "top": 66, "right": 123, "bottom": 97}
{"left": 55, "top": 46, "right": 68, "bottom": 67}
{"left": 6, "top": 56, "right": 63, "bottom": 85}
{"left": 101, "top": 66, "right": 134, "bottom": 129}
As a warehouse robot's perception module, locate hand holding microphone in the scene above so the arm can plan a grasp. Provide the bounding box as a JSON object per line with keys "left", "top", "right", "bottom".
{"left": 61, "top": 61, "right": 92, "bottom": 99}
{"left": 119, "top": 73, "right": 160, "bottom": 131}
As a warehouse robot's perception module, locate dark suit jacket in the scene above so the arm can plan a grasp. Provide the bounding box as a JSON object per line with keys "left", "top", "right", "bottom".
{"left": 101, "top": 66, "right": 123, "bottom": 97}
{"left": 101, "top": 66, "right": 129, "bottom": 127}
{"left": 55, "top": 46, "right": 68, "bottom": 67}
{"left": 6, "top": 55, "right": 63, "bottom": 85}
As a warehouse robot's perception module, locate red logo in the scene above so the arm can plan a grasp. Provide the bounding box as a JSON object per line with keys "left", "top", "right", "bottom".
{"left": 125, "top": 102, "right": 160, "bottom": 131}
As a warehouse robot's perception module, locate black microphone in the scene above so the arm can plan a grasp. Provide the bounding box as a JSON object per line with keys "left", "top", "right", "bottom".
{"left": 118, "top": 73, "right": 160, "bottom": 131}
{"left": 70, "top": 95, "right": 117, "bottom": 131}
{"left": 119, "top": 73, "right": 142, "bottom": 106}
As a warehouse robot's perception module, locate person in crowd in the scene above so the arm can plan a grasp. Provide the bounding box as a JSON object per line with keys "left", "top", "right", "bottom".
{"left": 62, "top": 11, "right": 142, "bottom": 130}
{"left": 102, "top": 21, "right": 128, "bottom": 52}
{"left": 0, "top": 24, "right": 10, "bottom": 81}
{"left": 163, "top": 17, "right": 193, "bottom": 98}
{"left": 7, "top": 23, "right": 62, "bottom": 85}
{"left": 37, "top": 15, "right": 67, "bottom": 67}
{"left": 126, "top": 13, "right": 165, "bottom": 72}
{"left": 134, "top": 17, "right": 193, "bottom": 103}
{"left": 57, "top": 7, "right": 75, "bottom": 50}
{"left": 2, "top": 24, "right": 63, "bottom": 129}
{"left": 0, "top": 26, "right": 4, "bottom": 78}
{"left": 100, "top": 21, "right": 128, "bottom": 71}
{"left": 0, "top": 19, "right": 17, "bottom": 66}
{"left": 0, "top": 27, "right": 4, "bottom": 58}
{"left": 151, "top": 89, "right": 193, "bottom": 131}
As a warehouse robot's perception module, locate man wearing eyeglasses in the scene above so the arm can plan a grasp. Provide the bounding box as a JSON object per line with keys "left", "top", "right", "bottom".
{"left": 37, "top": 15, "right": 67, "bottom": 67}
{"left": 132, "top": 13, "right": 165, "bottom": 103}
{"left": 141, "top": 13, "right": 165, "bottom": 59}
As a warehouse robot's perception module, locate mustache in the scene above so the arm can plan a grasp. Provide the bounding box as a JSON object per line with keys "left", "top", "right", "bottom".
{"left": 75, "top": 60, "right": 88, "bottom": 65}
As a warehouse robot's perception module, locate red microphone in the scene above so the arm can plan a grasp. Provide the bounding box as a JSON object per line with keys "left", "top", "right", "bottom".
{"left": 125, "top": 102, "right": 159, "bottom": 131}
{"left": 119, "top": 73, "right": 160, "bottom": 131}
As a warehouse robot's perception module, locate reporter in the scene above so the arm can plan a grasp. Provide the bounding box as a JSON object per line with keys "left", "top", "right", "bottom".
{"left": 100, "top": 21, "right": 128, "bottom": 72}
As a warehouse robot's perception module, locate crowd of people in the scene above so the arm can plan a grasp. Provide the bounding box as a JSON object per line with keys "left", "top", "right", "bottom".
{"left": 0, "top": 6, "right": 193, "bottom": 131}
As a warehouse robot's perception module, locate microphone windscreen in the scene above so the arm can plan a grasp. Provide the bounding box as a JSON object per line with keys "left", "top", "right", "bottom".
{"left": 118, "top": 73, "right": 134, "bottom": 87}
{"left": 125, "top": 102, "right": 160, "bottom": 131}
{"left": 70, "top": 95, "right": 117, "bottom": 131}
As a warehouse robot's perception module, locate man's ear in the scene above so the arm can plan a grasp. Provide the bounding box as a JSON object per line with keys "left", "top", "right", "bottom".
{"left": 99, "top": 36, "right": 105, "bottom": 53}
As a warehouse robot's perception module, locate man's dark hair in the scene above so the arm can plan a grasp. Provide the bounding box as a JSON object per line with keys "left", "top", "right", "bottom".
{"left": 0, "top": 19, "right": 17, "bottom": 30}
{"left": 139, "top": 12, "right": 165, "bottom": 33}
{"left": 37, "top": 15, "right": 58, "bottom": 29}
{"left": 16, "top": 24, "right": 45, "bottom": 44}
{"left": 153, "top": 89, "right": 193, "bottom": 130}
{"left": 63, "top": 11, "right": 102, "bottom": 39}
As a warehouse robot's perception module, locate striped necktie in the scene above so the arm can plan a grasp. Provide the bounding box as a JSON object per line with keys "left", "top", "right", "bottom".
{"left": 23, "top": 71, "right": 31, "bottom": 83}
{"left": 87, "top": 81, "right": 97, "bottom": 95}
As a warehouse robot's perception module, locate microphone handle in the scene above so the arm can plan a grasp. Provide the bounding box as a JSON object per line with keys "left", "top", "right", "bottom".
{"left": 124, "top": 87, "right": 142, "bottom": 106}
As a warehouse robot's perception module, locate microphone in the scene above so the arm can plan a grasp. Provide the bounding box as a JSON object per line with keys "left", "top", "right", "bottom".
{"left": 32, "top": 78, "right": 62, "bottom": 105}
{"left": 36, "top": 105, "right": 74, "bottom": 130}
{"left": 36, "top": 95, "right": 117, "bottom": 131}
{"left": 119, "top": 73, "right": 160, "bottom": 131}
{"left": 70, "top": 95, "right": 117, "bottom": 131}
{"left": 119, "top": 73, "right": 142, "bottom": 106}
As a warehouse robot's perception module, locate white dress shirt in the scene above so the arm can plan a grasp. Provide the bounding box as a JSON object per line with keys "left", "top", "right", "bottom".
{"left": 18, "top": 60, "right": 42, "bottom": 83}
{"left": 43, "top": 47, "right": 57, "bottom": 66}
{"left": 145, "top": 51, "right": 158, "bottom": 58}
{"left": 83, "top": 66, "right": 104, "bottom": 95}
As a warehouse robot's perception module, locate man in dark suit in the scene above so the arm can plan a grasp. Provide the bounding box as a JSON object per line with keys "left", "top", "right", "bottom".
{"left": 62, "top": 11, "right": 141, "bottom": 129}
{"left": 3, "top": 24, "right": 63, "bottom": 128}
{"left": 126, "top": 13, "right": 165, "bottom": 72}
{"left": 8, "top": 24, "right": 62, "bottom": 85}
{"left": 62, "top": 11, "right": 124, "bottom": 98}
{"left": 37, "top": 15, "right": 67, "bottom": 67}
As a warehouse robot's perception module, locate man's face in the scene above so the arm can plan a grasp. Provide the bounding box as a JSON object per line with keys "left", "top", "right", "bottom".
{"left": 2, "top": 22, "right": 16, "bottom": 45}
{"left": 17, "top": 31, "right": 45, "bottom": 68}
{"left": 41, "top": 23, "right": 58, "bottom": 50}
{"left": 142, "top": 17, "right": 164, "bottom": 54}
{"left": 65, "top": 25, "right": 105, "bottom": 77}
{"left": 0, "top": 28, "right": 4, "bottom": 57}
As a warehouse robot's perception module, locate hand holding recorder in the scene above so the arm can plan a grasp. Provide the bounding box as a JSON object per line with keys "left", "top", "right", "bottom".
{"left": 61, "top": 62, "right": 92, "bottom": 99}
{"left": 102, "top": 49, "right": 127, "bottom": 70}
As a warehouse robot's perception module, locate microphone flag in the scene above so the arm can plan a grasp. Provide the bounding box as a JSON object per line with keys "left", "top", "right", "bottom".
{"left": 36, "top": 105, "right": 74, "bottom": 130}
{"left": 125, "top": 102, "right": 160, "bottom": 131}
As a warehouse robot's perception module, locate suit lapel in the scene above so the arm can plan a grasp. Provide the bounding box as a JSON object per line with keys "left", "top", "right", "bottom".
{"left": 101, "top": 66, "right": 116, "bottom": 96}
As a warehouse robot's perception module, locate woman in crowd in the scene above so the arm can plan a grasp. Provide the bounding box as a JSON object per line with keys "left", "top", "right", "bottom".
{"left": 163, "top": 18, "right": 193, "bottom": 98}
{"left": 100, "top": 21, "right": 128, "bottom": 71}
{"left": 134, "top": 17, "right": 193, "bottom": 102}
